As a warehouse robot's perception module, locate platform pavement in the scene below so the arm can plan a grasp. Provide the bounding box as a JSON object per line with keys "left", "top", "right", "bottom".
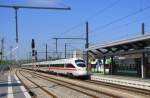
{"left": 0, "top": 71, "right": 31, "bottom": 98}
{"left": 92, "top": 73, "right": 150, "bottom": 82}
{"left": 91, "top": 74, "right": 150, "bottom": 90}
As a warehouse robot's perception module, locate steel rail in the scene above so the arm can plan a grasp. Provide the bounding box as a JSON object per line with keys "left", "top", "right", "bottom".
{"left": 18, "top": 70, "right": 58, "bottom": 98}
{"left": 84, "top": 80, "right": 150, "bottom": 95}
{"left": 15, "top": 70, "right": 36, "bottom": 98}
{"left": 20, "top": 70, "right": 100, "bottom": 98}
{"left": 22, "top": 69, "right": 118, "bottom": 98}
{"left": 26, "top": 68, "right": 150, "bottom": 95}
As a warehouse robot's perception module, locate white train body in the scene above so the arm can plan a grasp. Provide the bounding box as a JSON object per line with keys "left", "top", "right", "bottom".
{"left": 22, "top": 58, "right": 88, "bottom": 76}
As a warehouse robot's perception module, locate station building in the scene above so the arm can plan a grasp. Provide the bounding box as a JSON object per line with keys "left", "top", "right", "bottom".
{"left": 86, "top": 34, "right": 150, "bottom": 79}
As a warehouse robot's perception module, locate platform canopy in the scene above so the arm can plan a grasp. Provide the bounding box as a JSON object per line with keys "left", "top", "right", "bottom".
{"left": 86, "top": 34, "right": 150, "bottom": 58}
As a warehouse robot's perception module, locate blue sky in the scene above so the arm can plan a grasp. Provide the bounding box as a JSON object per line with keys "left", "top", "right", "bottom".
{"left": 0, "top": 0, "right": 150, "bottom": 60}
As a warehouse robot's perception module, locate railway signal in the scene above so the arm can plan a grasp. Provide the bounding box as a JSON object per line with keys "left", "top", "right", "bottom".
{"left": 31, "top": 39, "right": 36, "bottom": 58}
{"left": 46, "top": 43, "right": 48, "bottom": 61}
{"left": 1, "top": 38, "right": 4, "bottom": 61}
{"left": 31, "top": 39, "right": 35, "bottom": 49}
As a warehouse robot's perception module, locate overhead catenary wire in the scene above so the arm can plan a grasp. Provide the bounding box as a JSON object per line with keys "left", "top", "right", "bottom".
{"left": 58, "top": 0, "right": 120, "bottom": 37}
{"left": 76, "top": 6, "right": 150, "bottom": 39}
{"left": 86, "top": 0, "right": 120, "bottom": 21}
{"left": 92, "top": 4, "right": 150, "bottom": 33}
{"left": 68, "top": 1, "right": 150, "bottom": 40}
{"left": 58, "top": 0, "right": 121, "bottom": 49}
{"left": 90, "top": 15, "right": 150, "bottom": 37}
{"left": 0, "top": 0, "right": 71, "bottom": 44}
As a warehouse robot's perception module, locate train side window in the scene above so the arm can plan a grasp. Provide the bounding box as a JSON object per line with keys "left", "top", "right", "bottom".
{"left": 50, "top": 64, "right": 54, "bottom": 67}
{"left": 43, "top": 65, "right": 46, "bottom": 67}
{"left": 55, "top": 64, "right": 57, "bottom": 67}
{"left": 54, "top": 64, "right": 57, "bottom": 67}
{"left": 60, "top": 64, "right": 64, "bottom": 67}
{"left": 58, "top": 64, "right": 64, "bottom": 67}
{"left": 50, "top": 64, "right": 64, "bottom": 67}
{"left": 55, "top": 64, "right": 59, "bottom": 67}
{"left": 66, "top": 64, "right": 75, "bottom": 68}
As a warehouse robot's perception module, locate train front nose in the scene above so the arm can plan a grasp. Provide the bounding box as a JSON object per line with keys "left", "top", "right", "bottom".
{"left": 79, "top": 67, "right": 86, "bottom": 71}
{"left": 76, "top": 67, "right": 87, "bottom": 76}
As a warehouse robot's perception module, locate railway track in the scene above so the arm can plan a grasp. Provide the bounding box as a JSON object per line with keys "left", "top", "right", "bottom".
{"left": 19, "top": 70, "right": 99, "bottom": 98}
{"left": 15, "top": 69, "right": 36, "bottom": 98}
{"left": 20, "top": 69, "right": 118, "bottom": 98}
{"left": 84, "top": 80, "right": 150, "bottom": 96}
{"left": 21, "top": 68, "right": 150, "bottom": 98}
{"left": 19, "top": 71, "right": 117, "bottom": 98}
{"left": 35, "top": 68, "right": 150, "bottom": 96}
{"left": 24, "top": 68, "right": 150, "bottom": 96}
{"left": 16, "top": 70, "right": 57, "bottom": 98}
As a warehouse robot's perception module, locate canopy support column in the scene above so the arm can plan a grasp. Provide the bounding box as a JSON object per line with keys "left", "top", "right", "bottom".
{"left": 103, "top": 56, "right": 106, "bottom": 75}
{"left": 141, "top": 52, "right": 146, "bottom": 78}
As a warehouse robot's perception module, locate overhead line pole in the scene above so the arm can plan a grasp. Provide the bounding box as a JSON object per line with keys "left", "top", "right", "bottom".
{"left": 52, "top": 38, "right": 58, "bottom": 54}
{"left": 52, "top": 37, "right": 85, "bottom": 56}
{"left": 15, "top": 8, "right": 19, "bottom": 43}
{"left": 1, "top": 38, "right": 4, "bottom": 61}
{"left": 0, "top": 5, "right": 71, "bottom": 43}
{"left": 46, "top": 43, "right": 48, "bottom": 61}
{"left": 64, "top": 43, "right": 70, "bottom": 59}
{"left": 0, "top": 5, "right": 71, "bottom": 10}
{"left": 65, "top": 43, "right": 67, "bottom": 59}
{"left": 85, "top": 22, "right": 89, "bottom": 73}
{"left": 10, "top": 46, "right": 13, "bottom": 61}
{"left": 52, "top": 22, "right": 89, "bottom": 60}
{"left": 141, "top": 23, "right": 145, "bottom": 35}
{"left": 52, "top": 21, "right": 89, "bottom": 61}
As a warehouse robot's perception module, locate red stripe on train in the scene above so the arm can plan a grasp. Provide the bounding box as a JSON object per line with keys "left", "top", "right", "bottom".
{"left": 48, "top": 67, "right": 78, "bottom": 71}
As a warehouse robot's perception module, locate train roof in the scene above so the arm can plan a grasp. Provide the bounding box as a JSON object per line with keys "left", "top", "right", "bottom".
{"left": 22, "top": 57, "right": 84, "bottom": 66}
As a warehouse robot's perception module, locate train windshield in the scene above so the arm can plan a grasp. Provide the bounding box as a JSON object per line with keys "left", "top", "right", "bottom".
{"left": 75, "top": 60, "right": 86, "bottom": 67}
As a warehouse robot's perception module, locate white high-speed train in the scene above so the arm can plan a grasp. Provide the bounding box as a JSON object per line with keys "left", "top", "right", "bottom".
{"left": 21, "top": 58, "right": 88, "bottom": 77}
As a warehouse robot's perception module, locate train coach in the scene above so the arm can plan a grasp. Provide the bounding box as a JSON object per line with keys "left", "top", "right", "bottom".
{"left": 21, "top": 58, "right": 88, "bottom": 77}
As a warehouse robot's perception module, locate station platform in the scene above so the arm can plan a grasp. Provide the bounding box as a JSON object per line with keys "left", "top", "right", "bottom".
{"left": 91, "top": 74, "right": 150, "bottom": 90}
{"left": 0, "top": 71, "right": 31, "bottom": 98}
